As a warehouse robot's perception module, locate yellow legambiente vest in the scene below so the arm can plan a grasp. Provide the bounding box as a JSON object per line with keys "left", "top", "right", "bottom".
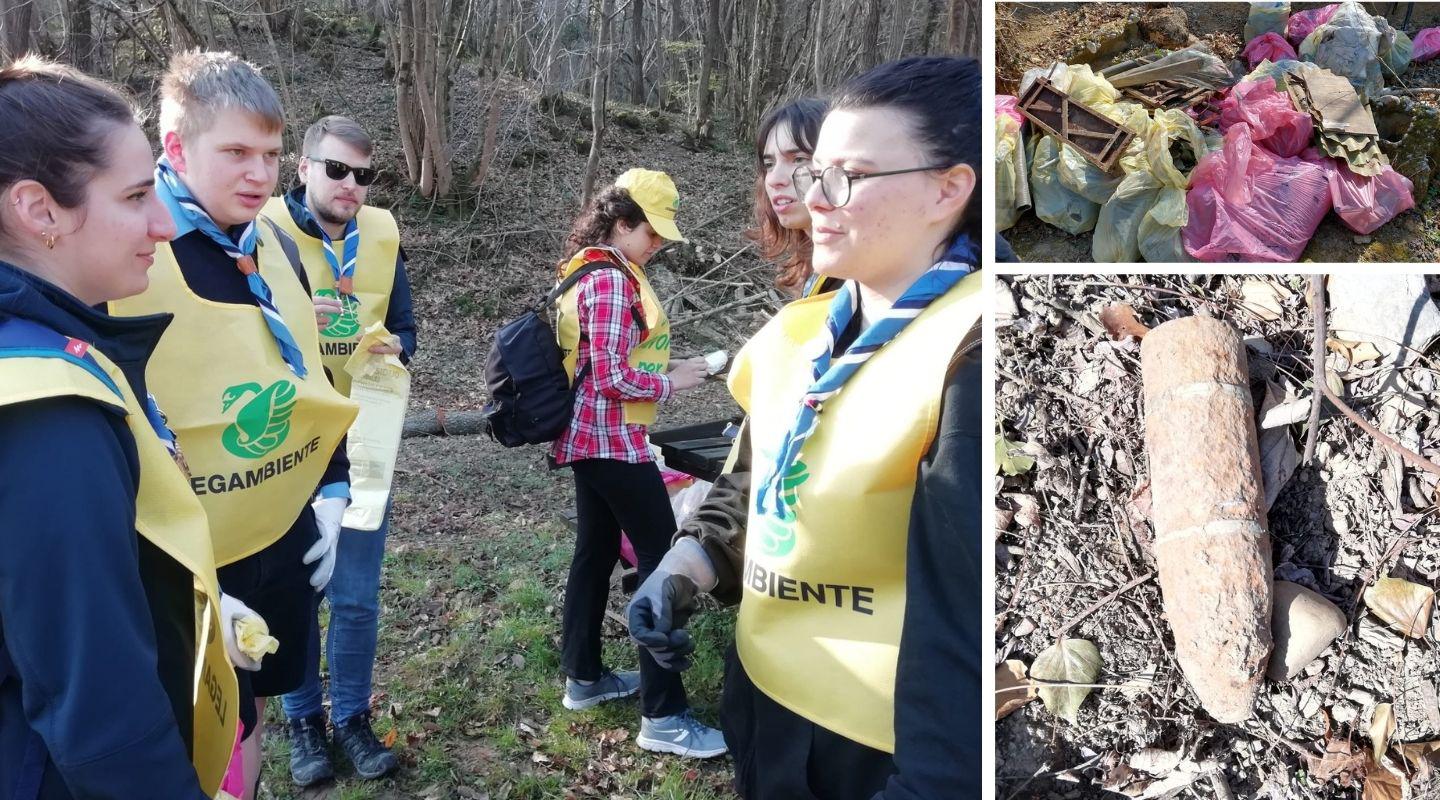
{"left": 555, "top": 247, "right": 671, "bottom": 426}
{"left": 0, "top": 337, "right": 238, "bottom": 795}
{"left": 727, "top": 271, "right": 982, "bottom": 753}
{"left": 261, "top": 198, "right": 400, "bottom": 397}
{"left": 109, "top": 231, "right": 358, "bottom": 566}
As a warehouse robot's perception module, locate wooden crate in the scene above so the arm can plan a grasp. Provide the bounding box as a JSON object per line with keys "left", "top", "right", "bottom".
{"left": 1018, "top": 76, "right": 1136, "bottom": 174}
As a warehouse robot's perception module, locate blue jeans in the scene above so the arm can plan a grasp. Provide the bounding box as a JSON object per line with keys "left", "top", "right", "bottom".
{"left": 281, "top": 509, "right": 389, "bottom": 725}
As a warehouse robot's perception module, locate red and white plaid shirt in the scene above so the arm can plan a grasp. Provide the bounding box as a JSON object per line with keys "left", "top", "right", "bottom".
{"left": 551, "top": 265, "right": 671, "bottom": 465}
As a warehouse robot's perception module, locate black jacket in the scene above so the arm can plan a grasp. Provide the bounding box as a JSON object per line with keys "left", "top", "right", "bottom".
{"left": 0, "top": 261, "right": 209, "bottom": 799}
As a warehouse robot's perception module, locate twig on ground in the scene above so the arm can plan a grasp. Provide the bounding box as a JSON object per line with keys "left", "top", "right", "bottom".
{"left": 1304, "top": 275, "right": 1327, "bottom": 465}
{"left": 998, "top": 367, "right": 1104, "bottom": 413}
{"left": 1308, "top": 274, "right": 1440, "bottom": 481}
{"left": 1055, "top": 571, "right": 1155, "bottom": 639}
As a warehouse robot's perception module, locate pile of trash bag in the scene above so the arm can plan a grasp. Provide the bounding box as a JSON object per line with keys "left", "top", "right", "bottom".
{"left": 995, "top": 0, "right": 1425, "bottom": 262}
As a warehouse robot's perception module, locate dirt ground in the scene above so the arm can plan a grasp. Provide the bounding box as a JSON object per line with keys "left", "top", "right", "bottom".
{"left": 208, "top": 11, "right": 772, "bottom": 799}
{"left": 995, "top": 2, "right": 1440, "bottom": 263}
{"left": 996, "top": 274, "right": 1440, "bottom": 799}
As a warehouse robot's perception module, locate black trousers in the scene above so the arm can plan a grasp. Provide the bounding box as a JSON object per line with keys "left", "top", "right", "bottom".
{"left": 563, "top": 458, "right": 687, "bottom": 718}
{"left": 722, "top": 644, "right": 896, "bottom": 800}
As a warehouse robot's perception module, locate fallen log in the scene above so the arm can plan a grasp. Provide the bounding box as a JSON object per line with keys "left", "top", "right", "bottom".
{"left": 402, "top": 409, "right": 491, "bottom": 438}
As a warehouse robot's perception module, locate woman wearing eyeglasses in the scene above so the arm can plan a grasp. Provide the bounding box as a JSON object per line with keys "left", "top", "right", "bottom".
{"left": 627, "top": 56, "right": 982, "bottom": 799}
{"left": 747, "top": 97, "right": 844, "bottom": 299}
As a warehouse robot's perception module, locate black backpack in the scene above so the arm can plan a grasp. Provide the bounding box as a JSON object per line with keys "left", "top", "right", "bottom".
{"left": 481, "top": 260, "right": 630, "bottom": 447}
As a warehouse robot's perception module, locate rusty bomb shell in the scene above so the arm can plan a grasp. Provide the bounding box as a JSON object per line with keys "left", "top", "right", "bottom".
{"left": 1141, "top": 315, "right": 1273, "bottom": 723}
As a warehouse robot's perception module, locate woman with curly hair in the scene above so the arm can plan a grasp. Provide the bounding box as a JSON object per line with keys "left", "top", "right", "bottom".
{"left": 548, "top": 168, "right": 725, "bottom": 758}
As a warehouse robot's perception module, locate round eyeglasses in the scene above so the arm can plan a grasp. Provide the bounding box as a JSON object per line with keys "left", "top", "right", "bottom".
{"left": 791, "top": 163, "right": 953, "bottom": 207}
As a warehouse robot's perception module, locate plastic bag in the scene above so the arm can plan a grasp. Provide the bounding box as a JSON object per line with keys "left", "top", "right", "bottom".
{"left": 1287, "top": 3, "right": 1338, "bottom": 46}
{"left": 1063, "top": 63, "right": 1123, "bottom": 113}
{"left": 1138, "top": 187, "right": 1192, "bottom": 262}
{"left": 1384, "top": 29, "right": 1413, "bottom": 75}
{"left": 1303, "top": 149, "right": 1416, "bottom": 234}
{"left": 1182, "top": 125, "right": 1331, "bottom": 262}
{"left": 1245, "top": 2, "right": 1291, "bottom": 41}
{"left": 1094, "top": 170, "right": 1163, "bottom": 262}
{"left": 996, "top": 113, "right": 1027, "bottom": 231}
{"left": 1057, "top": 142, "right": 1124, "bottom": 204}
{"left": 1243, "top": 32, "right": 1298, "bottom": 67}
{"left": 997, "top": 95, "right": 1024, "bottom": 127}
{"left": 1218, "top": 78, "right": 1313, "bottom": 158}
{"left": 1299, "top": 0, "right": 1387, "bottom": 100}
{"left": 1031, "top": 136, "right": 1100, "bottom": 235}
{"left": 1416, "top": 27, "right": 1440, "bottom": 62}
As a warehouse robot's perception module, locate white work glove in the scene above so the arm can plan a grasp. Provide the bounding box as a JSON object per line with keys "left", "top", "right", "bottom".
{"left": 304, "top": 496, "right": 347, "bottom": 592}
{"left": 219, "top": 593, "right": 264, "bottom": 672}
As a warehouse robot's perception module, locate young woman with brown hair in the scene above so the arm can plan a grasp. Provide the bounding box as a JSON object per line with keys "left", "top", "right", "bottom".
{"left": 549, "top": 169, "right": 726, "bottom": 759}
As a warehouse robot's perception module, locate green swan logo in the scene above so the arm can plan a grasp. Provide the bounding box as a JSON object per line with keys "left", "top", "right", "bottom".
{"left": 220, "top": 380, "right": 296, "bottom": 459}
{"left": 758, "top": 460, "right": 809, "bottom": 558}
{"left": 317, "top": 288, "right": 360, "bottom": 339}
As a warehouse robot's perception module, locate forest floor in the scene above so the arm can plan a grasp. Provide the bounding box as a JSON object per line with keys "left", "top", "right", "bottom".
{"left": 996, "top": 274, "right": 1440, "bottom": 800}
{"left": 167, "top": 11, "right": 779, "bottom": 800}
{"left": 994, "top": 2, "right": 1440, "bottom": 264}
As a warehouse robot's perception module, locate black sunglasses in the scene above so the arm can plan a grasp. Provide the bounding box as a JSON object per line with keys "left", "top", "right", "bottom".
{"left": 308, "top": 156, "right": 378, "bottom": 186}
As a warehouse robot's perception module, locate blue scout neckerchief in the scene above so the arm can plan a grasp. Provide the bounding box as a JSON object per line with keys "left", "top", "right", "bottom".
{"left": 289, "top": 188, "right": 360, "bottom": 302}
{"left": 156, "top": 158, "right": 308, "bottom": 378}
{"left": 754, "top": 232, "right": 979, "bottom": 521}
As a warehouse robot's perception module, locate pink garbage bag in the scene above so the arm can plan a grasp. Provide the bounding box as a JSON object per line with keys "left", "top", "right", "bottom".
{"left": 996, "top": 95, "right": 1024, "bottom": 127}
{"left": 1182, "top": 125, "right": 1331, "bottom": 262}
{"left": 1218, "top": 78, "right": 1313, "bottom": 158}
{"left": 219, "top": 724, "right": 246, "bottom": 798}
{"left": 1301, "top": 148, "right": 1416, "bottom": 234}
{"left": 1243, "top": 32, "right": 1298, "bottom": 67}
{"left": 1416, "top": 27, "right": 1440, "bottom": 62}
{"left": 1287, "top": 3, "right": 1339, "bottom": 46}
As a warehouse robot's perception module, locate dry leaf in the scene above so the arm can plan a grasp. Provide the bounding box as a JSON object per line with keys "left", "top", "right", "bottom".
{"left": 1363, "top": 753, "right": 1407, "bottom": 800}
{"left": 1397, "top": 740, "right": 1440, "bottom": 780}
{"left": 1031, "top": 637, "right": 1102, "bottom": 723}
{"left": 996, "top": 434, "right": 1036, "bottom": 476}
{"left": 1329, "top": 338, "right": 1384, "bottom": 366}
{"left": 382, "top": 727, "right": 398, "bottom": 749}
{"left": 1100, "top": 303, "right": 1151, "bottom": 340}
{"left": 1240, "top": 279, "right": 1287, "bottom": 321}
{"left": 996, "top": 660, "right": 1037, "bottom": 720}
{"left": 1365, "top": 577, "right": 1436, "bottom": 638}
{"left": 1308, "top": 733, "right": 1368, "bottom": 786}
{"left": 1371, "top": 703, "right": 1396, "bottom": 763}
{"left": 1260, "top": 395, "right": 1313, "bottom": 429}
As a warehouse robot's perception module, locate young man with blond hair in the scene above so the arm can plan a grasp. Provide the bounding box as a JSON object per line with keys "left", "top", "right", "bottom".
{"left": 108, "top": 51, "right": 357, "bottom": 798}
{"left": 264, "top": 115, "right": 416, "bottom": 784}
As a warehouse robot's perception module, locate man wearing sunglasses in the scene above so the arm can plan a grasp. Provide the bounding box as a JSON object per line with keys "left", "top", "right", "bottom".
{"left": 262, "top": 115, "right": 416, "bottom": 786}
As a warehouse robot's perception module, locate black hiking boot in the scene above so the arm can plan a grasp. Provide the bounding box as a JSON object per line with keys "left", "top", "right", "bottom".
{"left": 287, "top": 713, "right": 334, "bottom": 787}
{"left": 334, "top": 711, "right": 399, "bottom": 780}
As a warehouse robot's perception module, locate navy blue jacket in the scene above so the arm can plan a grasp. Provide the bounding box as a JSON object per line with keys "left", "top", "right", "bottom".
{"left": 281, "top": 186, "right": 418, "bottom": 363}
{"left": 0, "top": 261, "right": 209, "bottom": 799}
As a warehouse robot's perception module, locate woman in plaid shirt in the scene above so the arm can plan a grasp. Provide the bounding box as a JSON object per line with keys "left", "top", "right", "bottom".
{"left": 549, "top": 170, "right": 725, "bottom": 757}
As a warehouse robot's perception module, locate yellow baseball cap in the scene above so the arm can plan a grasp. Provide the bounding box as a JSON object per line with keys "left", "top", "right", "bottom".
{"left": 615, "top": 168, "right": 685, "bottom": 242}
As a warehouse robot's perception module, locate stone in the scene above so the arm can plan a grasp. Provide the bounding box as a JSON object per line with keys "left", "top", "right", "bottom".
{"left": 1268, "top": 580, "right": 1348, "bottom": 681}
{"left": 1141, "top": 316, "right": 1273, "bottom": 723}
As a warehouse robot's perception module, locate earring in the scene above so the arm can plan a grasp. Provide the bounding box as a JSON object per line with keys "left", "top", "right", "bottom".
{"left": 42, "top": 232, "right": 56, "bottom": 249}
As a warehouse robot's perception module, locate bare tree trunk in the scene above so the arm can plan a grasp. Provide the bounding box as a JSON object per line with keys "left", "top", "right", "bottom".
{"left": 65, "top": 0, "right": 94, "bottom": 70}
{"left": 946, "top": 0, "right": 977, "bottom": 56}
{"left": 653, "top": 0, "right": 667, "bottom": 107}
{"left": 921, "top": 0, "right": 942, "bottom": 53}
{"left": 810, "top": 0, "right": 826, "bottom": 92}
{"left": 386, "top": 0, "right": 465, "bottom": 199}
{"left": 0, "top": 0, "right": 35, "bottom": 61}
{"left": 628, "top": 0, "right": 643, "bottom": 104}
{"left": 580, "top": 0, "right": 613, "bottom": 205}
{"left": 469, "top": 84, "right": 503, "bottom": 188}
{"left": 693, "top": 0, "right": 717, "bottom": 139}
{"left": 861, "top": 0, "right": 882, "bottom": 69}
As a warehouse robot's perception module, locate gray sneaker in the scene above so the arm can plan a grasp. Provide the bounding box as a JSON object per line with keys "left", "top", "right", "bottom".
{"left": 637, "top": 710, "right": 728, "bottom": 758}
{"left": 563, "top": 670, "right": 641, "bottom": 711}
